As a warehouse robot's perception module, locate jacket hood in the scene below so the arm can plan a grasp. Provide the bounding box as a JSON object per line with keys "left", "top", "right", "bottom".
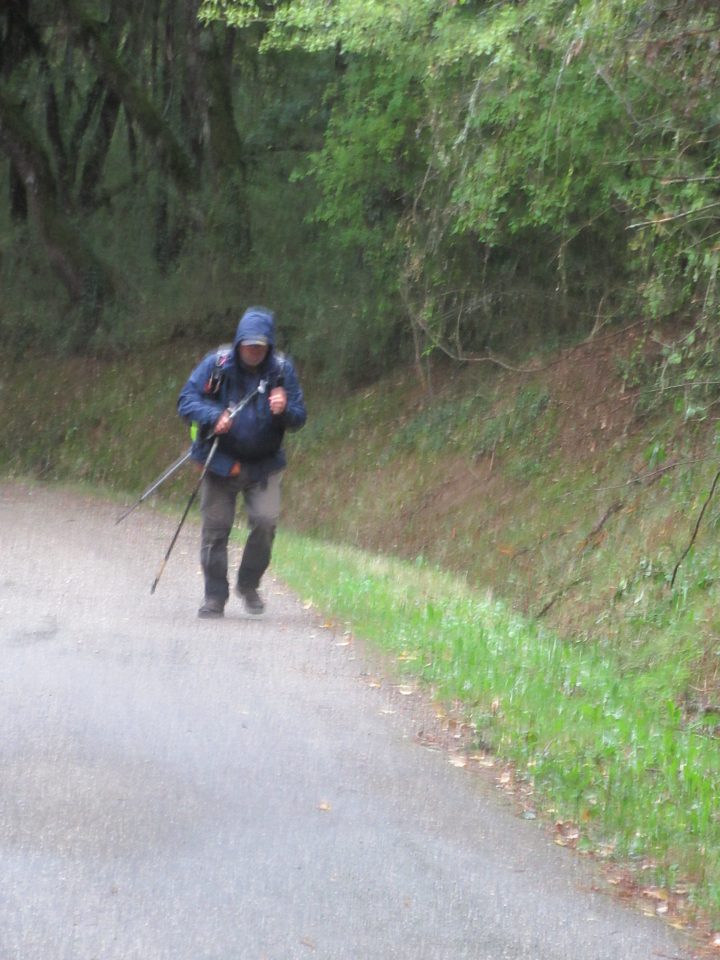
{"left": 233, "top": 306, "right": 276, "bottom": 353}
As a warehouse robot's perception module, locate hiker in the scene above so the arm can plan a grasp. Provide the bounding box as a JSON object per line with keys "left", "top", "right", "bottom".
{"left": 177, "top": 306, "right": 307, "bottom": 618}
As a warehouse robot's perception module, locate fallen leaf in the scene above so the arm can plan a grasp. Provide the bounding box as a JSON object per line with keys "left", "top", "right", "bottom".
{"left": 470, "top": 753, "right": 495, "bottom": 767}
{"left": 396, "top": 685, "right": 414, "bottom": 696}
{"left": 415, "top": 731, "right": 441, "bottom": 750}
{"left": 553, "top": 820, "right": 580, "bottom": 846}
{"left": 317, "top": 802, "right": 332, "bottom": 813}
{"left": 449, "top": 754, "right": 467, "bottom": 768}
{"left": 641, "top": 887, "right": 669, "bottom": 902}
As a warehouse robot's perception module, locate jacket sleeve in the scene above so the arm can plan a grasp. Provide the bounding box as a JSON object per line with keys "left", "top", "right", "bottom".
{"left": 277, "top": 359, "right": 307, "bottom": 432}
{"left": 177, "top": 354, "right": 226, "bottom": 431}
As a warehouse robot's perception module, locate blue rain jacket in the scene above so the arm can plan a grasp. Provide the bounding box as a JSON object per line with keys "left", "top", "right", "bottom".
{"left": 177, "top": 307, "right": 306, "bottom": 481}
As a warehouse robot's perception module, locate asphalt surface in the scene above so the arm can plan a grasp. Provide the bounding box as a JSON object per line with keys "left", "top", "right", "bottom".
{"left": 0, "top": 481, "right": 698, "bottom": 960}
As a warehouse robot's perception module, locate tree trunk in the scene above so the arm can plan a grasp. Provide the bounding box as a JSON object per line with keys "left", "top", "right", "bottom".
{"left": 78, "top": 87, "right": 121, "bottom": 208}
{"left": 203, "top": 27, "right": 246, "bottom": 177}
{"left": 45, "top": 80, "right": 68, "bottom": 198}
{"left": 68, "top": 76, "right": 105, "bottom": 184}
{"left": 197, "top": 22, "right": 252, "bottom": 256}
{"left": 2, "top": 0, "right": 42, "bottom": 79}
{"left": 9, "top": 160, "right": 27, "bottom": 222}
{"left": 62, "top": 0, "right": 197, "bottom": 194}
{"left": 0, "top": 89, "right": 113, "bottom": 308}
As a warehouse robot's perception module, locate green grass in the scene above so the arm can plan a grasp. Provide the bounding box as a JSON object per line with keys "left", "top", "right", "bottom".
{"left": 273, "top": 530, "right": 720, "bottom": 918}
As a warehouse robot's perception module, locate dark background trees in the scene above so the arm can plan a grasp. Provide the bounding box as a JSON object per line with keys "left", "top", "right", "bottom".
{"left": 2, "top": 0, "right": 719, "bottom": 388}
{"left": 1, "top": 0, "right": 262, "bottom": 347}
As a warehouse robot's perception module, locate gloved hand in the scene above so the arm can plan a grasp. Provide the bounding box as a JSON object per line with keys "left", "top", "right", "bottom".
{"left": 269, "top": 387, "right": 287, "bottom": 415}
{"left": 214, "top": 409, "right": 234, "bottom": 434}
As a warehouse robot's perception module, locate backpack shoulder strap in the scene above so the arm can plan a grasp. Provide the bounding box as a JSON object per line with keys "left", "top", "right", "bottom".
{"left": 203, "top": 343, "right": 233, "bottom": 395}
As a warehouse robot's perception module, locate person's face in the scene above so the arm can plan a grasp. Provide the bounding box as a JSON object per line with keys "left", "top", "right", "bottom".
{"left": 239, "top": 343, "right": 269, "bottom": 368}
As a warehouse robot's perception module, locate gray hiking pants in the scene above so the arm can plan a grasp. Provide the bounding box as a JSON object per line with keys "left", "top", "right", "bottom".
{"left": 199, "top": 470, "right": 282, "bottom": 602}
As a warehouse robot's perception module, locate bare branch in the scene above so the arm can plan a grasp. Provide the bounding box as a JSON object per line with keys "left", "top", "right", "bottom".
{"left": 628, "top": 202, "right": 720, "bottom": 229}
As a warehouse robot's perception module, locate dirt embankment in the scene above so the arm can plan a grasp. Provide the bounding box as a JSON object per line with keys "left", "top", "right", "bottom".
{"left": 285, "top": 322, "right": 716, "bottom": 667}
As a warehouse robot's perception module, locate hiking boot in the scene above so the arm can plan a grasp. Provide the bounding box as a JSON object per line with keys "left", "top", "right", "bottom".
{"left": 197, "top": 597, "right": 225, "bottom": 619}
{"left": 236, "top": 585, "right": 265, "bottom": 616}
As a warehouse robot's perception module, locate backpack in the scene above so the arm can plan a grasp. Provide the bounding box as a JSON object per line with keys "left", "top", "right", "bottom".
{"left": 189, "top": 344, "right": 233, "bottom": 442}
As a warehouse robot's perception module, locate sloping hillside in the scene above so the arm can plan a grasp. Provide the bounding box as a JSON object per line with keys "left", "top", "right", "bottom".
{"left": 284, "top": 324, "right": 720, "bottom": 704}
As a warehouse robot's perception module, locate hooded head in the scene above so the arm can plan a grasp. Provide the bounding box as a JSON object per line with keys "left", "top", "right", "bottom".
{"left": 233, "top": 306, "right": 276, "bottom": 355}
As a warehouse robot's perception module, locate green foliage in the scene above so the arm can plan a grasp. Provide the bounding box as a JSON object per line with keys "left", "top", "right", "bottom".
{"left": 204, "top": 0, "right": 720, "bottom": 371}
{"left": 303, "top": 58, "right": 424, "bottom": 260}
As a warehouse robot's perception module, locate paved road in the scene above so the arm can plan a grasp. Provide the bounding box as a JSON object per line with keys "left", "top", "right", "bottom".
{"left": 0, "top": 482, "right": 697, "bottom": 960}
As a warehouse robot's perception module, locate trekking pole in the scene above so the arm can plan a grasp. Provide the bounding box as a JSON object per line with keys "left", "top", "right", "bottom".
{"left": 115, "top": 448, "right": 194, "bottom": 525}
{"left": 149, "top": 435, "right": 220, "bottom": 594}
{"left": 149, "top": 381, "right": 266, "bottom": 594}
